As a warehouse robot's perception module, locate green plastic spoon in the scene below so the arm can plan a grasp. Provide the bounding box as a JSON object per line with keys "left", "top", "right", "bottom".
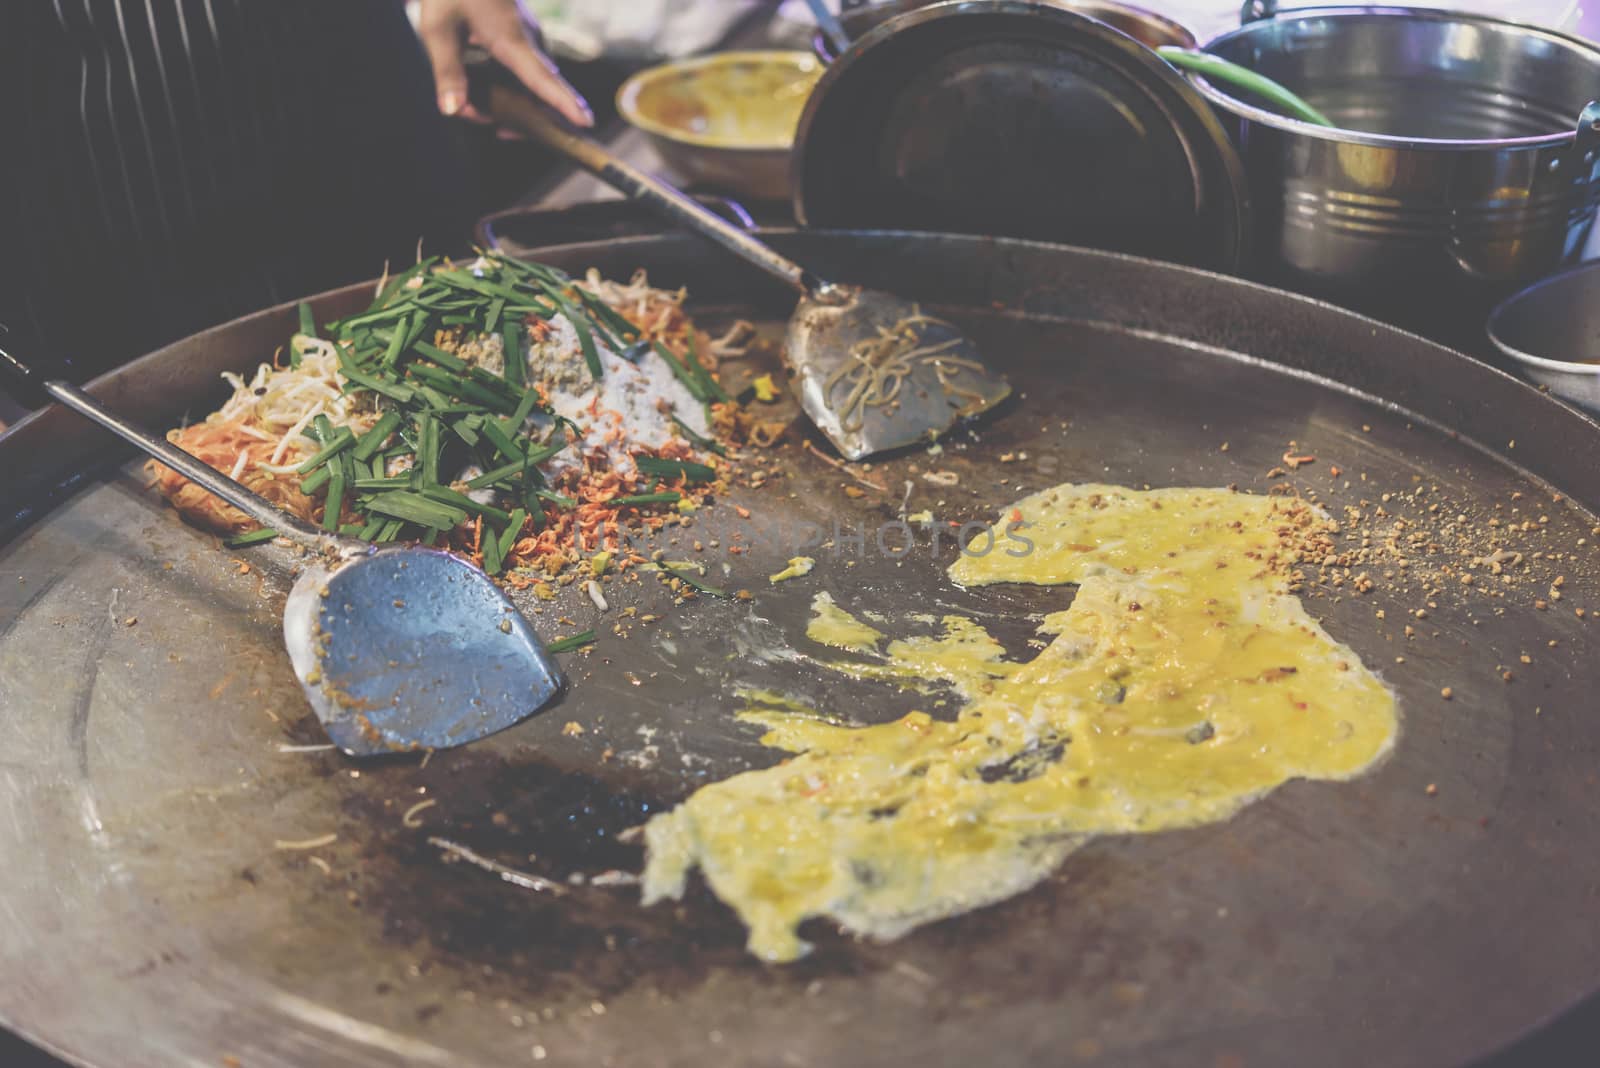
{"left": 1158, "top": 46, "right": 1335, "bottom": 128}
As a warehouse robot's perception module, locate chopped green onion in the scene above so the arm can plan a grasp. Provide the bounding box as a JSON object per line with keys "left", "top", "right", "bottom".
{"left": 546, "top": 629, "right": 596, "bottom": 654}
{"left": 374, "top": 519, "right": 406, "bottom": 543}
{"left": 482, "top": 521, "right": 505, "bottom": 575}
{"left": 356, "top": 517, "right": 386, "bottom": 541}
{"left": 297, "top": 301, "right": 317, "bottom": 339}
{"left": 224, "top": 527, "right": 279, "bottom": 548}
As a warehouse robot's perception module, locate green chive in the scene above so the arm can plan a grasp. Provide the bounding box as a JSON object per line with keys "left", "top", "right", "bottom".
{"left": 414, "top": 339, "right": 467, "bottom": 372}
{"left": 686, "top": 331, "right": 730, "bottom": 403}
{"left": 499, "top": 509, "right": 527, "bottom": 557}
{"left": 295, "top": 427, "right": 355, "bottom": 474}
{"left": 481, "top": 417, "right": 525, "bottom": 464}
{"left": 652, "top": 341, "right": 709, "bottom": 403}
{"left": 323, "top": 461, "right": 347, "bottom": 532}
{"left": 635, "top": 455, "right": 716, "bottom": 484}
{"left": 573, "top": 313, "right": 602, "bottom": 379}
{"left": 357, "top": 517, "right": 386, "bottom": 541}
{"left": 354, "top": 475, "right": 411, "bottom": 491}
{"left": 546, "top": 629, "right": 596, "bottom": 654}
{"left": 502, "top": 319, "right": 525, "bottom": 389}
{"left": 647, "top": 561, "right": 728, "bottom": 598}
{"left": 532, "top": 488, "right": 576, "bottom": 509}
{"left": 448, "top": 416, "right": 481, "bottom": 447}
{"left": 465, "top": 432, "right": 566, "bottom": 490}
{"left": 419, "top": 485, "right": 511, "bottom": 524}
{"left": 352, "top": 411, "right": 402, "bottom": 462}
{"left": 363, "top": 490, "right": 466, "bottom": 530}
{"left": 609, "top": 491, "right": 682, "bottom": 507}
{"left": 482, "top": 522, "right": 505, "bottom": 575}
{"left": 382, "top": 317, "right": 409, "bottom": 367}
{"left": 339, "top": 365, "right": 414, "bottom": 403}
{"left": 299, "top": 464, "right": 333, "bottom": 496}
{"left": 297, "top": 301, "right": 317, "bottom": 339}
{"left": 575, "top": 287, "right": 641, "bottom": 344}
{"left": 669, "top": 411, "right": 726, "bottom": 456}
{"left": 224, "top": 527, "right": 279, "bottom": 548}
{"left": 416, "top": 413, "right": 439, "bottom": 487}
{"left": 502, "top": 383, "right": 541, "bottom": 433}
{"left": 374, "top": 519, "right": 405, "bottom": 543}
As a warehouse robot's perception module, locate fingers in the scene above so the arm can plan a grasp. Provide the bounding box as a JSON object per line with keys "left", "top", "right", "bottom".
{"left": 467, "top": 0, "right": 593, "bottom": 127}
{"left": 417, "top": 1, "right": 474, "bottom": 119}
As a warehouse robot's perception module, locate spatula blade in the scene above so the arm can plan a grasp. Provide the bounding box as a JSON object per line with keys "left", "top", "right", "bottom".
{"left": 283, "top": 548, "right": 562, "bottom": 757}
{"left": 786, "top": 288, "right": 1010, "bottom": 460}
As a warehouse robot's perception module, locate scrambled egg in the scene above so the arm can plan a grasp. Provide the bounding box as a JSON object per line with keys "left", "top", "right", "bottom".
{"left": 642, "top": 484, "right": 1399, "bottom": 961}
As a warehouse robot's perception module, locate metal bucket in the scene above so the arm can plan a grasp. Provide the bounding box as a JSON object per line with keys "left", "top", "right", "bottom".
{"left": 1193, "top": 4, "right": 1600, "bottom": 341}
{"left": 813, "top": 0, "right": 1196, "bottom": 62}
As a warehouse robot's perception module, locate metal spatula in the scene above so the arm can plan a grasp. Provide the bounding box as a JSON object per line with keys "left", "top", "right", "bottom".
{"left": 0, "top": 346, "right": 562, "bottom": 757}
{"left": 478, "top": 82, "right": 1012, "bottom": 461}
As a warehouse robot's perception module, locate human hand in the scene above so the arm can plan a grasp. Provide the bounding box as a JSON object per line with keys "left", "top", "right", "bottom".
{"left": 418, "top": 0, "right": 594, "bottom": 128}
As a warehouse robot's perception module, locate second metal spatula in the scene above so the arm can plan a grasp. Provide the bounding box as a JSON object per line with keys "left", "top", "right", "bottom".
{"left": 476, "top": 79, "right": 1011, "bottom": 461}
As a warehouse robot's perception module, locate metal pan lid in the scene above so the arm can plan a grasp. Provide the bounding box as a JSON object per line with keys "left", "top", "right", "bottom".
{"left": 791, "top": 0, "right": 1251, "bottom": 272}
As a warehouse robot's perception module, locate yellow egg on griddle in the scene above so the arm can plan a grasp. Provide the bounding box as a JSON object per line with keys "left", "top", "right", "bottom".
{"left": 642, "top": 483, "right": 1399, "bottom": 962}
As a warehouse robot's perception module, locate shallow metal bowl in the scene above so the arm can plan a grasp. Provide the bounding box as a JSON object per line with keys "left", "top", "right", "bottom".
{"left": 1488, "top": 260, "right": 1600, "bottom": 417}
{"left": 814, "top": 0, "right": 1196, "bottom": 61}
{"left": 616, "top": 50, "right": 823, "bottom": 203}
{"left": 1191, "top": 5, "right": 1600, "bottom": 339}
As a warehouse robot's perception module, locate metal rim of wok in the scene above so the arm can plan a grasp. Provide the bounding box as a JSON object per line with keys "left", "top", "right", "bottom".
{"left": 4, "top": 228, "right": 1600, "bottom": 1068}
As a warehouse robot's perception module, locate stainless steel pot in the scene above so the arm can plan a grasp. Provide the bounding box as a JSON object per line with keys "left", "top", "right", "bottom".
{"left": 1193, "top": 4, "right": 1600, "bottom": 339}
{"left": 813, "top": 0, "right": 1196, "bottom": 62}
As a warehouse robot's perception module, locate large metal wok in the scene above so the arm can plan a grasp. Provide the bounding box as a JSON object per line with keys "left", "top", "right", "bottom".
{"left": 4, "top": 230, "right": 1600, "bottom": 1068}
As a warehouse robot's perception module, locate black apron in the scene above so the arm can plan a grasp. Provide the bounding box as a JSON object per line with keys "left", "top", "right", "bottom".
{"left": 0, "top": 0, "right": 471, "bottom": 382}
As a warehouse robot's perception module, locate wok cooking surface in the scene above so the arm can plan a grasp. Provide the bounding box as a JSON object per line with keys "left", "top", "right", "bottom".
{"left": 3, "top": 232, "right": 1600, "bottom": 1067}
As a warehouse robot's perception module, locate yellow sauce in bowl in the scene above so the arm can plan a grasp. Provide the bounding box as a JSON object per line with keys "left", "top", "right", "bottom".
{"left": 619, "top": 51, "right": 823, "bottom": 150}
